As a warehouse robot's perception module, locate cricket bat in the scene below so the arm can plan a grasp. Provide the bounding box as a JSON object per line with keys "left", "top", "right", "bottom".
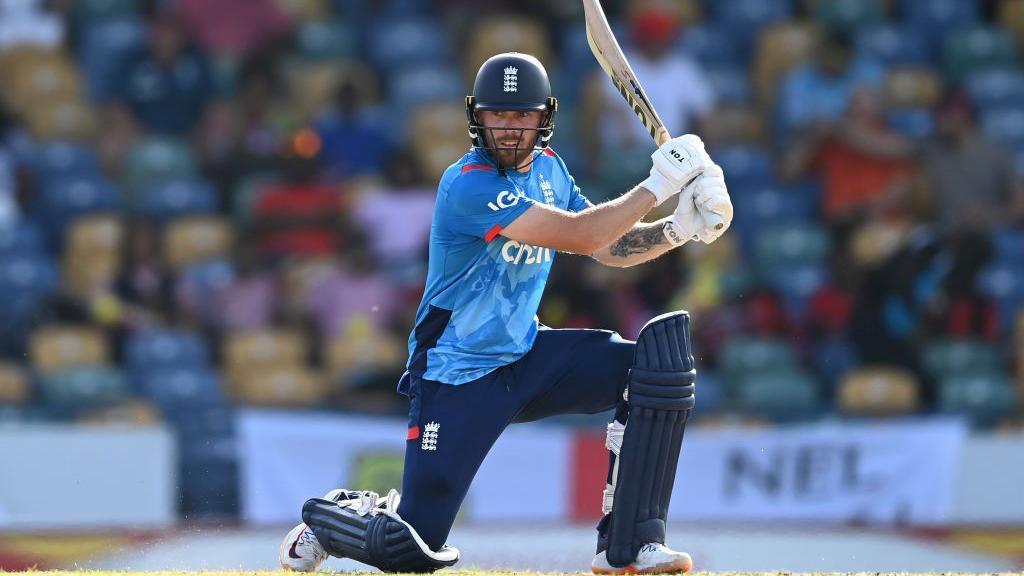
{"left": 583, "top": 0, "right": 724, "bottom": 229}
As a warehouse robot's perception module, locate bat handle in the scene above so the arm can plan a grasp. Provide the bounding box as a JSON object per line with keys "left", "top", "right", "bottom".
{"left": 656, "top": 127, "right": 671, "bottom": 146}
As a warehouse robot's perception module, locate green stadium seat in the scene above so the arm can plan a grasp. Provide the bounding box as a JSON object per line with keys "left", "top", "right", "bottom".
{"left": 735, "top": 369, "right": 821, "bottom": 421}
{"left": 753, "top": 222, "right": 830, "bottom": 272}
{"left": 813, "top": 0, "right": 884, "bottom": 33}
{"left": 123, "top": 137, "right": 198, "bottom": 199}
{"left": 37, "top": 366, "right": 129, "bottom": 409}
{"left": 720, "top": 337, "right": 799, "bottom": 389}
{"left": 938, "top": 370, "right": 1016, "bottom": 428}
{"left": 922, "top": 339, "right": 1002, "bottom": 378}
{"left": 943, "top": 26, "right": 1018, "bottom": 84}
{"left": 298, "top": 20, "right": 357, "bottom": 61}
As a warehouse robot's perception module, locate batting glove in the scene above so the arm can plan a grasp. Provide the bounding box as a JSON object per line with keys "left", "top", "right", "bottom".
{"left": 640, "top": 134, "right": 713, "bottom": 206}
{"left": 664, "top": 164, "right": 733, "bottom": 246}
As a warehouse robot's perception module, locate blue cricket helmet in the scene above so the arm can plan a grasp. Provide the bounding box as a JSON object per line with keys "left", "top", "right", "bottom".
{"left": 465, "top": 52, "right": 558, "bottom": 155}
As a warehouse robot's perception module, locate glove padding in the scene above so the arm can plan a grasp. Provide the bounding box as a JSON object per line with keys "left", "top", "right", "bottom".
{"left": 640, "top": 134, "right": 713, "bottom": 206}
{"left": 665, "top": 163, "right": 733, "bottom": 245}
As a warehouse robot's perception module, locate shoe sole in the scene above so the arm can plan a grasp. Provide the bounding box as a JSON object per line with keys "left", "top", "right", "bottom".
{"left": 592, "top": 556, "right": 693, "bottom": 575}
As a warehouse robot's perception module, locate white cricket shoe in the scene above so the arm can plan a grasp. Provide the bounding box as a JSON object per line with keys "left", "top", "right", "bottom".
{"left": 591, "top": 542, "right": 693, "bottom": 574}
{"left": 279, "top": 488, "right": 352, "bottom": 572}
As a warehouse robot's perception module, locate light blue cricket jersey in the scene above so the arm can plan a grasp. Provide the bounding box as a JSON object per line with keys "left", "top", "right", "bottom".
{"left": 403, "top": 147, "right": 591, "bottom": 386}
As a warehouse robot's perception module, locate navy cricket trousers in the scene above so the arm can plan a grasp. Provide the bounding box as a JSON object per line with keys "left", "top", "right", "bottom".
{"left": 396, "top": 327, "right": 635, "bottom": 551}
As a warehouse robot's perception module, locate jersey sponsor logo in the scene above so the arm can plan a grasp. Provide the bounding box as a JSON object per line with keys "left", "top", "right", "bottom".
{"left": 421, "top": 421, "right": 440, "bottom": 451}
{"left": 501, "top": 239, "right": 553, "bottom": 265}
{"left": 503, "top": 66, "right": 518, "bottom": 93}
{"left": 488, "top": 189, "right": 525, "bottom": 211}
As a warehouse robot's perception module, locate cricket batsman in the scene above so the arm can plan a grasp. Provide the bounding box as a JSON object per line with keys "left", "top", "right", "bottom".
{"left": 279, "top": 52, "right": 733, "bottom": 574}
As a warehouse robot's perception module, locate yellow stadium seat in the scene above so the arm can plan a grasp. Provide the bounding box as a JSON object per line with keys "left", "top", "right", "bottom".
{"left": 66, "top": 215, "right": 124, "bottom": 259}
{"left": 63, "top": 252, "right": 121, "bottom": 300}
{"left": 753, "top": 23, "right": 819, "bottom": 113}
{"left": 324, "top": 317, "right": 403, "bottom": 387}
{"left": 78, "top": 399, "right": 162, "bottom": 425}
{"left": 1000, "top": 0, "right": 1024, "bottom": 47}
{"left": 885, "top": 68, "right": 942, "bottom": 109}
{"left": 837, "top": 367, "right": 920, "bottom": 416}
{"left": 2, "top": 50, "right": 82, "bottom": 113}
{"left": 224, "top": 329, "right": 308, "bottom": 390}
{"left": 231, "top": 366, "right": 327, "bottom": 407}
{"left": 700, "top": 105, "right": 766, "bottom": 147}
{"left": 163, "top": 216, "right": 233, "bottom": 270}
{"left": 464, "top": 16, "right": 552, "bottom": 82}
{"left": 286, "top": 61, "right": 380, "bottom": 119}
{"left": 410, "top": 103, "right": 470, "bottom": 178}
{"left": 0, "top": 363, "right": 29, "bottom": 404}
{"left": 30, "top": 325, "right": 109, "bottom": 374}
{"left": 281, "top": 257, "right": 339, "bottom": 316}
{"left": 25, "top": 99, "right": 97, "bottom": 141}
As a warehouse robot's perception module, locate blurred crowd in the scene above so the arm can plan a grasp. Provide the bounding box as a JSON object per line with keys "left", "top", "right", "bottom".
{"left": 2, "top": 0, "right": 1024, "bottom": 515}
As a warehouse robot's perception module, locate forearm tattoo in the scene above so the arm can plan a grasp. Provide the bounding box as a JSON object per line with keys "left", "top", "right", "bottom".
{"left": 609, "top": 224, "right": 667, "bottom": 257}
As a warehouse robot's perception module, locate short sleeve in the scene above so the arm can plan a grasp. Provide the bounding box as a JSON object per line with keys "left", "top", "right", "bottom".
{"left": 568, "top": 182, "right": 592, "bottom": 213}
{"left": 443, "top": 173, "right": 535, "bottom": 241}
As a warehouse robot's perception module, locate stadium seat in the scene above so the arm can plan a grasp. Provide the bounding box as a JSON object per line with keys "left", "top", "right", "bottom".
{"left": 65, "top": 214, "right": 124, "bottom": 259}
{"left": 123, "top": 137, "right": 198, "bottom": 196}
{"left": 705, "top": 66, "right": 753, "bottom": 105}
{"left": 710, "top": 145, "right": 774, "bottom": 184}
{"left": 938, "top": 370, "right": 1016, "bottom": 428}
{"left": 720, "top": 336, "right": 799, "bottom": 389}
{"left": 77, "top": 18, "right": 145, "bottom": 100}
{"left": 24, "top": 99, "right": 97, "bottom": 141}
{"left": 885, "top": 107, "right": 935, "bottom": 139}
{"left": 754, "top": 222, "right": 830, "bottom": 271}
{"left": 30, "top": 325, "right": 110, "bottom": 375}
{"left": 922, "top": 339, "right": 1002, "bottom": 378}
{"left": 707, "top": 0, "right": 793, "bottom": 40}
{"left": 752, "top": 22, "right": 817, "bottom": 111}
{"left": 5, "top": 51, "right": 83, "bottom": 114}
{"left": 286, "top": 60, "right": 379, "bottom": 119}
{"left": 812, "top": 0, "right": 884, "bottom": 32}
{"left": 139, "top": 178, "right": 218, "bottom": 220}
{"left": 69, "top": 0, "right": 138, "bottom": 26}
{"left": 735, "top": 369, "right": 820, "bottom": 421}
{"left": 36, "top": 366, "right": 128, "bottom": 409}
{"left": 980, "top": 105, "right": 1024, "bottom": 149}
{"left": 0, "top": 363, "right": 29, "bottom": 404}
{"left": 409, "top": 103, "right": 469, "bottom": 179}
{"left": 388, "top": 65, "right": 463, "bottom": 117}
{"left": 367, "top": 17, "right": 448, "bottom": 70}
{"left": 138, "top": 367, "right": 225, "bottom": 413}
{"left": 837, "top": 367, "right": 920, "bottom": 416}
{"left": 700, "top": 106, "right": 766, "bottom": 147}
{"left": 812, "top": 336, "right": 860, "bottom": 391}
{"left": 966, "top": 68, "right": 1024, "bottom": 109}
{"left": 942, "top": 26, "right": 1017, "bottom": 85}
{"left": 163, "top": 216, "right": 233, "bottom": 270}
{"left": 885, "top": 68, "right": 942, "bottom": 109}
{"left": 230, "top": 366, "right": 328, "bottom": 407}
{"left": 1001, "top": 0, "right": 1024, "bottom": 49}
{"left": 0, "top": 255, "right": 60, "bottom": 330}
{"left": 855, "top": 24, "right": 932, "bottom": 66}
{"left": 464, "top": 16, "right": 552, "bottom": 80}
{"left": 901, "top": 0, "right": 979, "bottom": 39}
{"left": 224, "top": 329, "right": 309, "bottom": 392}
{"left": 62, "top": 214, "right": 124, "bottom": 298}
{"left": 324, "top": 318, "right": 403, "bottom": 389}
{"left": 0, "top": 220, "right": 45, "bottom": 256}
{"left": 31, "top": 141, "right": 101, "bottom": 185}
{"left": 125, "top": 329, "right": 211, "bottom": 375}
{"left": 991, "top": 227, "right": 1024, "bottom": 265}
{"left": 297, "top": 19, "right": 357, "bottom": 61}
{"left": 35, "top": 177, "right": 121, "bottom": 244}
{"left": 765, "top": 263, "right": 829, "bottom": 318}
{"left": 678, "top": 24, "right": 743, "bottom": 67}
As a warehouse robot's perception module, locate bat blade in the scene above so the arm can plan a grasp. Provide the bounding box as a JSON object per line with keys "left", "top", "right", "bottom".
{"left": 582, "top": 0, "right": 669, "bottom": 145}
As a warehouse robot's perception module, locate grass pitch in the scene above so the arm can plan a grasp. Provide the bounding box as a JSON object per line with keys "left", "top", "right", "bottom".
{"left": 5, "top": 572, "right": 1023, "bottom": 576}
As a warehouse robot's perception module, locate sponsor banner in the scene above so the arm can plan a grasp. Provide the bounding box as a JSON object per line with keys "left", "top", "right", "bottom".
{"left": 0, "top": 425, "right": 176, "bottom": 529}
{"left": 572, "top": 419, "right": 968, "bottom": 525}
{"left": 238, "top": 410, "right": 569, "bottom": 524}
